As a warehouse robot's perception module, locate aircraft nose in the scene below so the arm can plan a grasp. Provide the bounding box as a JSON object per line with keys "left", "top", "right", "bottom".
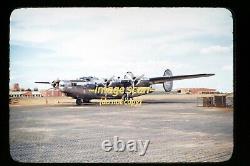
{"left": 59, "top": 81, "right": 66, "bottom": 91}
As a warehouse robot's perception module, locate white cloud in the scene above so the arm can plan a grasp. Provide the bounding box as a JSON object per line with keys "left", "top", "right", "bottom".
{"left": 222, "top": 64, "right": 233, "bottom": 71}
{"left": 200, "top": 45, "right": 232, "bottom": 55}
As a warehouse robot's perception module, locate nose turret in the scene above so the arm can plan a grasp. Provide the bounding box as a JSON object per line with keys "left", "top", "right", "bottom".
{"left": 59, "top": 80, "right": 70, "bottom": 91}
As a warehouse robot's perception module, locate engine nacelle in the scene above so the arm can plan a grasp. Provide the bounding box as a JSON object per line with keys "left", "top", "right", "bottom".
{"left": 163, "top": 69, "right": 173, "bottom": 92}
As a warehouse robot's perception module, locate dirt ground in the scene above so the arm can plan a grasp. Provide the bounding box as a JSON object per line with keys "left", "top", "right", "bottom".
{"left": 9, "top": 94, "right": 233, "bottom": 163}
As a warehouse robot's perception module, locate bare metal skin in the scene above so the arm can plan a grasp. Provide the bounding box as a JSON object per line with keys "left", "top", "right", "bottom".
{"left": 35, "top": 69, "right": 214, "bottom": 105}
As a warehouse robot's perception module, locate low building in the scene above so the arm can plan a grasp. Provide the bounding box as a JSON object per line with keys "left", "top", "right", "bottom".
{"left": 9, "top": 91, "right": 42, "bottom": 98}
{"left": 40, "top": 89, "right": 64, "bottom": 97}
{"left": 176, "top": 88, "right": 218, "bottom": 94}
{"left": 197, "top": 96, "right": 213, "bottom": 107}
{"left": 226, "top": 93, "right": 233, "bottom": 108}
{"left": 32, "top": 91, "right": 43, "bottom": 97}
{"left": 12, "top": 83, "right": 20, "bottom": 91}
{"left": 9, "top": 91, "right": 25, "bottom": 98}
{"left": 197, "top": 94, "right": 233, "bottom": 108}
{"left": 214, "top": 95, "right": 226, "bottom": 107}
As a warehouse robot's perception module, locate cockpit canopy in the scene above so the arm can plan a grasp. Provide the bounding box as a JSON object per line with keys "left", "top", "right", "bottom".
{"left": 59, "top": 80, "right": 71, "bottom": 88}
{"left": 79, "top": 76, "right": 98, "bottom": 82}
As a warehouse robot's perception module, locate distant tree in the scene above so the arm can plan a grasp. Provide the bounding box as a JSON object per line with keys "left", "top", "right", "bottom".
{"left": 34, "top": 87, "right": 38, "bottom": 91}
{"left": 26, "top": 88, "right": 32, "bottom": 91}
{"left": 20, "top": 88, "right": 25, "bottom": 91}
{"left": 13, "top": 83, "right": 20, "bottom": 91}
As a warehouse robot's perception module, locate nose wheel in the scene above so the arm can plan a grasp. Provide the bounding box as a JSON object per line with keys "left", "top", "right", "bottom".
{"left": 76, "top": 98, "right": 82, "bottom": 105}
{"left": 76, "top": 98, "right": 90, "bottom": 105}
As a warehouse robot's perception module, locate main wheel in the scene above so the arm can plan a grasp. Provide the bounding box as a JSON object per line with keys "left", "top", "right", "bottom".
{"left": 76, "top": 98, "right": 82, "bottom": 105}
{"left": 122, "top": 93, "right": 133, "bottom": 100}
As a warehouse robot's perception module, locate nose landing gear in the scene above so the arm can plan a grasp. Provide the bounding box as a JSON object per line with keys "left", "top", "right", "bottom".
{"left": 76, "top": 98, "right": 82, "bottom": 105}
{"left": 76, "top": 98, "right": 90, "bottom": 105}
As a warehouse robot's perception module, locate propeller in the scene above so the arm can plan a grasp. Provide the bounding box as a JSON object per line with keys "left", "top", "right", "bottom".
{"left": 103, "top": 76, "right": 115, "bottom": 87}
{"left": 100, "top": 76, "right": 114, "bottom": 98}
{"left": 51, "top": 78, "right": 60, "bottom": 88}
{"left": 128, "top": 73, "right": 145, "bottom": 88}
{"left": 133, "top": 74, "right": 144, "bottom": 86}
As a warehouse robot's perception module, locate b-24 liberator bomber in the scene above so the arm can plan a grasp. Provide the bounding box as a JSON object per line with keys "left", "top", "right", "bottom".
{"left": 35, "top": 69, "right": 214, "bottom": 105}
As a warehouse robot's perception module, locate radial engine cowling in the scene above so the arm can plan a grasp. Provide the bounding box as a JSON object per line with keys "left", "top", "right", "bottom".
{"left": 163, "top": 69, "right": 173, "bottom": 92}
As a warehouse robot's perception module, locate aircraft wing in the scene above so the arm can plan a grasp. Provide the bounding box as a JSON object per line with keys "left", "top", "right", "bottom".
{"left": 34, "top": 81, "right": 50, "bottom": 84}
{"left": 149, "top": 74, "right": 214, "bottom": 84}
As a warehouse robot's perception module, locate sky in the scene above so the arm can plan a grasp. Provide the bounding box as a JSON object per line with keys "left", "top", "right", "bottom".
{"left": 9, "top": 8, "right": 233, "bottom": 92}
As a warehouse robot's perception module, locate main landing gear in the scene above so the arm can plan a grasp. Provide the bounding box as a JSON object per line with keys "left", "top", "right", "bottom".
{"left": 121, "top": 93, "right": 133, "bottom": 101}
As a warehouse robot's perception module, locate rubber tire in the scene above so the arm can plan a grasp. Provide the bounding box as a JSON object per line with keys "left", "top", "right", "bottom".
{"left": 122, "top": 93, "right": 131, "bottom": 100}
{"left": 76, "top": 98, "right": 82, "bottom": 105}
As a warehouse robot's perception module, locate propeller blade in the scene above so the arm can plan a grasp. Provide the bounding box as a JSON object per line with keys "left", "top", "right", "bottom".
{"left": 133, "top": 74, "right": 145, "bottom": 87}
{"left": 106, "top": 76, "right": 115, "bottom": 87}
{"left": 126, "top": 71, "right": 134, "bottom": 79}
{"left": 135, "top": 74, "right": 144, "bottom": 81}
{"left": 107, "top": 76, "right": 115, "bottom": 82}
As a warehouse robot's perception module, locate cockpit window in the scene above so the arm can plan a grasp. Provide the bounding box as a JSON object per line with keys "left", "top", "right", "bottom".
{"left": 60, "top": 84, "right": 65, "bottom": 87}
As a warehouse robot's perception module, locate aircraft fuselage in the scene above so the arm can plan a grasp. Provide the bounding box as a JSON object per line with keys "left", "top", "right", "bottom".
{"left": 35, "top": 70, "right": 214, "bottom": 105}
{"left": 59, "top": 79, "right": 153, "bottom": 101}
